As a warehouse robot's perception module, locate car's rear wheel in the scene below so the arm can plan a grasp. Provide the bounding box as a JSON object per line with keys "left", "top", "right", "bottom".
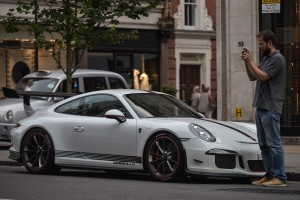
{"left": 145, "top": 133, "right": 184, "bottom": 181}
{"left": 21, "top": 128, "right": 60, "bottom": 174}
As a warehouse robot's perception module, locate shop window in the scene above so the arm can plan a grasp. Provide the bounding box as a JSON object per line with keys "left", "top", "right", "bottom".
{"left": 132, "top": 54, "right": 159, "bottom": 91}
{"left": 87, "top": 52, "right": 159, "bottom": 91}
{"left": 87, "top": 52, "right": 114, "bottom": 71}
{"left": 261, "top": 0, "right": 300, "bottom": 128}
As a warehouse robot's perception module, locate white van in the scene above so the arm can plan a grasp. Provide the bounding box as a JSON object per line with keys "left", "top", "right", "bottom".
{"left": 0, "top": 69, "right": 128, "bottom": 141}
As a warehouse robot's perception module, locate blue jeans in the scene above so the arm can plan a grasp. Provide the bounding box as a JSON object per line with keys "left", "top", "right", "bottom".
{"left": 255, "top": 108, "right": 287, "bottom": 183}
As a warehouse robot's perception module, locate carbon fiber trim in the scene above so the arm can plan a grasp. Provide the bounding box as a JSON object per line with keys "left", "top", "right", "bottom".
{"left": 55, "top": 150, "right": 83, "bottom": 158}
{"left": 55, "top": 150, "right": 137, "bottom": 163}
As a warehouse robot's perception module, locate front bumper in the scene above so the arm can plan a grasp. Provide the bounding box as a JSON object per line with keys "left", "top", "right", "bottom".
{"left": 9, "top": 146, "right": 21, "bottom": 162}
{"left": 182, "top": 139, "right": 265, "bottom": 178}
{"left": 0, "top": 123, "right": 15, "bottom": 141}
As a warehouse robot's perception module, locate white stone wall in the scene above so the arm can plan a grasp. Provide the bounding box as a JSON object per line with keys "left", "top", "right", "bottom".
{"left": 174, "top": 0, "right": 214, "bottom": 98}
{"left": 216, "top": 0, "right": 259, "bottom": 122}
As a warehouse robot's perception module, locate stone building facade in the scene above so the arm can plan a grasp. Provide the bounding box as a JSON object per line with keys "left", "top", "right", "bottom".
{"left": 0, "top": 0, "right": 216, "bottom": 113}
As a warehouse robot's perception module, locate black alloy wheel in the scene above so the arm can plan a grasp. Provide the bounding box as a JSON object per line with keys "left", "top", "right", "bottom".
{"left": 21, "top": 128, "right": 59, "bottom": 174}
{"left": 145, "top": 133, "right": 184, "bottom": 181}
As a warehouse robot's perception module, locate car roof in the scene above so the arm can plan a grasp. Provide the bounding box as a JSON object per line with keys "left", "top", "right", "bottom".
{"left": 23, "top": 69, "right": 124, "bottom": 79}
{"left": 82, "top": 89, "right": 151, "bottom": 96}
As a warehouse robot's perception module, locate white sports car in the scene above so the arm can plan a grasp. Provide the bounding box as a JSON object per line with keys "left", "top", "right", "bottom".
{"left": 9, "top": 89, "right": 264, "bottom": 181}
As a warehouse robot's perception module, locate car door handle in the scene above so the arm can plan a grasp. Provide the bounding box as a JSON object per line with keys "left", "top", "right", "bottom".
{"left": 74, "top": 126, "right": 85, "bottom": 132}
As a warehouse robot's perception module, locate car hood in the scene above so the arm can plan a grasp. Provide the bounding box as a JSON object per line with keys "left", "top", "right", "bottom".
{"left": 151, "top": 118, "right": 258, "bottom": 144}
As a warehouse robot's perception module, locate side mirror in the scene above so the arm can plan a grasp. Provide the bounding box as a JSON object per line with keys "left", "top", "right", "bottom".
{"left": 104, "top": 109, "right": 126, "bottom": 123}
{"left": 198, "top": 112, "right": 205, "bottom": 118}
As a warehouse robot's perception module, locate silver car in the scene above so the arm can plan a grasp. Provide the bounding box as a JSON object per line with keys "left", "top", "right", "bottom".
{"left": 0, "top": 69, "right": 128, "bottom": 141}
{"left": 9, "top": 89, "right": 263, "bottom": 181}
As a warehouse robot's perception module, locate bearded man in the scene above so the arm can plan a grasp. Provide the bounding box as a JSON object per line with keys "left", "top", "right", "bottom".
{"left": 242, "top": 30, "right": 287, "bottom": 187}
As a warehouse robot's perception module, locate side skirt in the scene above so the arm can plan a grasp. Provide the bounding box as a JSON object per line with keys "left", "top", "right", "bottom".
{"left": 54, "top": 150, "right": 143, "bottom": 170}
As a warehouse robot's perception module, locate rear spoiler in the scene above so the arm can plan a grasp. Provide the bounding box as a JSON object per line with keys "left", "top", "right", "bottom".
{"left": 2, "top": 87, "right": 76, "bottom": 116}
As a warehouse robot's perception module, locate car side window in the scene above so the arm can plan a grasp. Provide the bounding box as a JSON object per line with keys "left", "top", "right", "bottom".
{"left": 55, "top": 98, "right": 83, "bottom": 115}
{"left": 55, "top": 94, "right": 132, "bottom": 118}
{"left": 83, "top": 77, "right": 107, "bottom": 92}
{"left": 56, "top": 78, "right": 79, "bottom": 93}
{"left": 109, "top": 77, "right": 126, "bottom": 89}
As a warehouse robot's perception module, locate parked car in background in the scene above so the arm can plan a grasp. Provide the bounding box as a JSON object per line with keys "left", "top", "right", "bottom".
{"left": 0, "top": 69, "right": 128, "bottom": 141}
{"left": 9, "top": 89, "right": 264, "bottom": 181}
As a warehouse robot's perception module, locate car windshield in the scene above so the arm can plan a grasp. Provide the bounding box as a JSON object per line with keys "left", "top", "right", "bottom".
{"left": 15, "top": 78, "right": 59, "bottom": 100}
{"left": 124, "top": 93, "right": 203, "bottom": 118}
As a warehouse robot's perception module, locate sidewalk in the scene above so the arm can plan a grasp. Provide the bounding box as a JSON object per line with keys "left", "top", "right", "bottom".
{"left": 1, "top": 141, "right": 299, "bottom": 181}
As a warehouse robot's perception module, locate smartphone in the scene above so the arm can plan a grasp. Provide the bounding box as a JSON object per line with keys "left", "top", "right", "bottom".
{"left": 242, "top": 47, "right": 248, "bottom": 53}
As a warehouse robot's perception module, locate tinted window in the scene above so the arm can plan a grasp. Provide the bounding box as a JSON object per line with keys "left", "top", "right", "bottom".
{"left": 55, "top": 79, "right": 79, "bottom": 93}
{"left": 55, "top": 94, "right": 132, "bottom": 118}
{"left": 83, "top": 77, "right": 107, "bottom": 92}
{"left": 124, "top": 93, "right": 202, "bottom": 118}
{"left": 109, "top": 77, "right": 126, "bottom": 89}
{"left": 55, "top": 98, "right": 83, "bottom": 115}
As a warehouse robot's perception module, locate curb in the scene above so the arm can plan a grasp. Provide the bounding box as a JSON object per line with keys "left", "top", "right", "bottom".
{"left": 0, "top": 145, "right": 10, "bottom": 150}
{"left": 0, "top": 160, "right": 22, "bottom": 167}
{"left": 282, "top": 137, "right": 300, "bottom": 145}
{"left": 287, "top": 172, "right": 300, "bottom": 182}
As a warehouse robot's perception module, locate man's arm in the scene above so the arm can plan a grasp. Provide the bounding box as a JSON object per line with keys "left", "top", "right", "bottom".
{"left": 242, "top": 51, "right": 270, "bottom": 82}
{"left": 246, "top": 60, "right": 270, "bottom": 82}
{"left": 244, "top": 61, "right": 257, "bottom": 81}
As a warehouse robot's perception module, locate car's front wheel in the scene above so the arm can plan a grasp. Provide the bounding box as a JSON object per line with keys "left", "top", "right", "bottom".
{"left": 145, "top": 133, "right": 184, "bottom": 181}
{"left": 21, "top": 128, "right": 60, "bottom": 174}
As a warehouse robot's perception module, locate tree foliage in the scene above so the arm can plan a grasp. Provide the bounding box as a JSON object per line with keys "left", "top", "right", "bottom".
{"left": 0, "top": 0, "right": 160, "bottom": 92}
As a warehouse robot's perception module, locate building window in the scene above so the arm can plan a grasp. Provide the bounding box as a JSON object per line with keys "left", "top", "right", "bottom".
{"left": 184, "top": 0, "right": 196, "bottom": 26}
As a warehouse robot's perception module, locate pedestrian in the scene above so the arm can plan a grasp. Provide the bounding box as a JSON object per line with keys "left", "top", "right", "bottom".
{"left": 191, "top": 85, "right": 201, "bottom": 110}
{"left": 198, "top": 85, "right": 214, "bottom": 118}
{"left": 242, "top": 30, "right": 287, "bottom": 187}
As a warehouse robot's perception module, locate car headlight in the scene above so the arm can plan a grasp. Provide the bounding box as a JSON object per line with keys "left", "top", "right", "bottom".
{"left": 188, "top": 123, "right": 216, "bottom": 142}
{"left": 5, "top": 110, "right": 14, "bottom": 121}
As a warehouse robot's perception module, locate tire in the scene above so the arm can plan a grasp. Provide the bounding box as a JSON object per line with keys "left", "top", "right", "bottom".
{"left": 145, "top": 133, "right": 184, "bottom": 181}
{"left": 21, "top": 128, "right": 60, "bottom": 174}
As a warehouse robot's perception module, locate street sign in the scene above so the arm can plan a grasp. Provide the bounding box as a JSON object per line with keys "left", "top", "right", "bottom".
{"left": 235, "top": 106, "right": 243, "bottom": 118}
{"left": 262, "top": 0, "right": 281, "bottom": 13}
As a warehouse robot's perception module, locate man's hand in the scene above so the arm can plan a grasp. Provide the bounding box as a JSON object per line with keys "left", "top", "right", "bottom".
{"left": 241, "top": 48, "right": 253, "bottom": 63}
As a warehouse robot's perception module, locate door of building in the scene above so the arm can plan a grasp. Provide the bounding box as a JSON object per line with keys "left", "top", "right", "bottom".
{"left": 179, "top": 65, "right": 200, "bottom": 105}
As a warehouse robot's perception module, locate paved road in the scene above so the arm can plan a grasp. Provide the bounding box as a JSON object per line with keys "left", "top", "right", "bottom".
{"left": 0, "top": 165, "right": 300, "bottom": 200}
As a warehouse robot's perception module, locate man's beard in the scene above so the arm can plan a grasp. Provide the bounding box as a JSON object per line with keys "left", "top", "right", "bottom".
{"left": 262, "top": 46, "right": 271, "bottom": 56}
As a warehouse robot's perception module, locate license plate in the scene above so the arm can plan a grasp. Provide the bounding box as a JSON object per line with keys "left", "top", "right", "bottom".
{"left": 257, "top": 154, "right": 262, "bottom": 160}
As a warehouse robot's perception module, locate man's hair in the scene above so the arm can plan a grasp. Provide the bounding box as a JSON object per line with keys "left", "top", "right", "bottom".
{"left": 256, "top": 30, "right": 276, "bottom": 46}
